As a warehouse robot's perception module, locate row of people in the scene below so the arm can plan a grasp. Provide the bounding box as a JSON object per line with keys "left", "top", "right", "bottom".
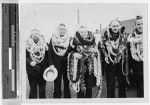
{"left": 26, "top": 16, "right": 143, "bottom": 98}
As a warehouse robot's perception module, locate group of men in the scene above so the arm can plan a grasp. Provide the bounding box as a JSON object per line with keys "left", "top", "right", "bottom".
{"left": 26, "top": 15, "right": 143, "bottom": 98}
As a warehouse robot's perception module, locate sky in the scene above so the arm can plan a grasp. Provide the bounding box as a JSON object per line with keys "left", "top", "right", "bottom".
{"left": 19, "top": 3, "right": 147, "bottom": 42}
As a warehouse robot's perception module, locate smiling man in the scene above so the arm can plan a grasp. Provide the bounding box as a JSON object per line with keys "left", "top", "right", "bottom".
{"left": 47, "top": 23, "right": 74, "bottom": 98}
{"left": 68, "top": 25, "right": 102, "bottom": 98}
{"left": 128, "top": 16, "right": 143, "bottom": 97}
{"left": 102, "top": 19, "right": 127, "bottom": 98}
{"left": 26, "top": 29, "right": 49, "bottom": 99}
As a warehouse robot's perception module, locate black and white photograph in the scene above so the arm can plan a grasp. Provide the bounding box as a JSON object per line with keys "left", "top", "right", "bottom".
{"left": 0, "top": 0, "right": 149, "bottom": 104}
{"left": 19, "top": 3, "right": 148, "bottom": 101}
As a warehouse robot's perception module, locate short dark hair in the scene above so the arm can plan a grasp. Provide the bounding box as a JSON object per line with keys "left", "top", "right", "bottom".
{"left": 136, "top": 15, "right": 142, "bottom": 20}
{"left": 59, "top": 23, "right": 66, "bottom": 27}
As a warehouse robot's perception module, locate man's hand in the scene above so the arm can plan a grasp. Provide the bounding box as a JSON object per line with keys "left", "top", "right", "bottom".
{"left": 107, "top": 45, "right": 117, "bottom": 56}
{"left": 30, "top": 61, "right": 37, "bottom": 66}
{"left": 49, "top": 65, "right": 55, "bottom": 69}
{"left": 105, "top": 56, "right": 109, "bottom": 64}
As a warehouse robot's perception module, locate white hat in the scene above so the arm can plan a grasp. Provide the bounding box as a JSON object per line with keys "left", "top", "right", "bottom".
{"left": 43, "top": 65, "right": 58, "bottom": 82}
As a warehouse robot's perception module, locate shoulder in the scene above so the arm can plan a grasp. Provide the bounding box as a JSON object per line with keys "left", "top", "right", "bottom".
{"left": 103, "top": 29, "right": 109, "bottom": 40}
{"left": 69, "top": 37, "right": 76, "bottom": 48}
{"left": 104, "top": 30, "right": 108, "bottom": 36}
{"left": 72, "top": 32, "right": 80, "bottom": 44}
{"left": 48, "top": 38, "right": 52, "bottom": 44}
{"left": 120, "top": 26, "right": 126, "bottom": 34}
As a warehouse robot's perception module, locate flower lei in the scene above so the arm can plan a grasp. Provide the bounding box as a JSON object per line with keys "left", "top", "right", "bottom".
{"left": 129, "top": 31, "right": 143, "bottom": 62}
{"left": 104, "top": 29, "right": 126, "bottom": 64}
{"left": 68, "top": 44, "right": 103, "bottom": 97}
{"left": 104, "top": 29, "right": 130, "bottom": 84}
{"left": 67, "top": 52, "right": 81, "bottom": 93}
{"left": 51, "top": 33, "right": 70, "bottom": 56}
{"left": 80, "top": 45, "right": 103, "bottom": 97}
{"left": 26, "top": 29, "right": 48, "bottom": 64}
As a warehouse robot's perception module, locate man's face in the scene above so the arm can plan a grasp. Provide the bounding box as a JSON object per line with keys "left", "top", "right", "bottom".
{"left": 136, "top": 19, "right": 143, "bottom": 33}
{"left": 110, "top": 21, "right": 121, "bottom": 33}
{"left": 33, "top": 35, "right": 39, "bottom": 44}
{"left": 58, "top": 25, "right": 67, "bottom": 37}
{"left": 79, "top": 28, "right": 88, "bottom": 39}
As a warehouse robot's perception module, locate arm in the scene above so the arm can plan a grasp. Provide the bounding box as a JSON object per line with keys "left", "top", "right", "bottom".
{"left": 40, "top": 43, "right": 50, "bottom": 69}
{"left": 26, "top": 49, "right": 41, "bottom": 71}
{"left": 70, "top": 32, "right": 80, "bottom": 48}
{"left": 101, "top": 32, "right": 110, "bottom": 63}
{"left": 70, "top": 37, "right": 76, "bottom": 49}
{"left": 69, "top": 37, "right": 77, "bottom": 52}
{"left": 26, "top": 50, "right": 32, "bottom": 64}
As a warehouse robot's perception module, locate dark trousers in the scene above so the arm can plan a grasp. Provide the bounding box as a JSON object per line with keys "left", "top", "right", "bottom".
{"left": 132, "top": 60, "right": 144, "bottom": 97}
{"left": 27, "top": 72, "right": 46, "bottom": 99}
{"left": 105, "top": 62, "right": 126, "bottom": 98}
{"left": 77, "top": 72, "right": 93, "bottom": 98}
{"left": 77, "top": 87, "right": 92, "bottom": 98}
{"left": 53, "top": 67, "right": 71, "bottom": 98}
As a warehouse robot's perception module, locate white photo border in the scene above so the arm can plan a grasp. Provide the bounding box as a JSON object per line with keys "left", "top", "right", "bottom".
{"left": 19, "top": 1, "right": 149, "bottom": 104}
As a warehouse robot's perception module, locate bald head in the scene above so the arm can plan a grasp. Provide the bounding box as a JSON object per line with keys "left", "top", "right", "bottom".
{"left": 109, "top": 19, "right": 121, "bottom": 33}
{"left": 57, "top": 23, "right": 67, "bottom": 37}
{"left": 78, "top": 25, "right": 89, "bottom": 39}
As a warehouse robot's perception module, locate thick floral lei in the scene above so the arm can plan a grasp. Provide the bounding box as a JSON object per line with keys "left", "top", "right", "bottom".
{"left": 26, "top": 29, "right": 48, "bottom": 64}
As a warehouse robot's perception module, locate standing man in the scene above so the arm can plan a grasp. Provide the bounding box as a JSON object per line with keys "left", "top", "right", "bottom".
{"left": 102, "top": 19, "right": 127, "bottom": 98}
{"left": 47, "top": 23, "right": 73, "bottom": 98}
{"left": 26, "top": 29, "right": 49, "bottom": 99}
{"left": 69, "top": 26, "right": 102, "bottom": 98}
{"left": 128, "top": 16, "right": 143, "bottom": 97}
